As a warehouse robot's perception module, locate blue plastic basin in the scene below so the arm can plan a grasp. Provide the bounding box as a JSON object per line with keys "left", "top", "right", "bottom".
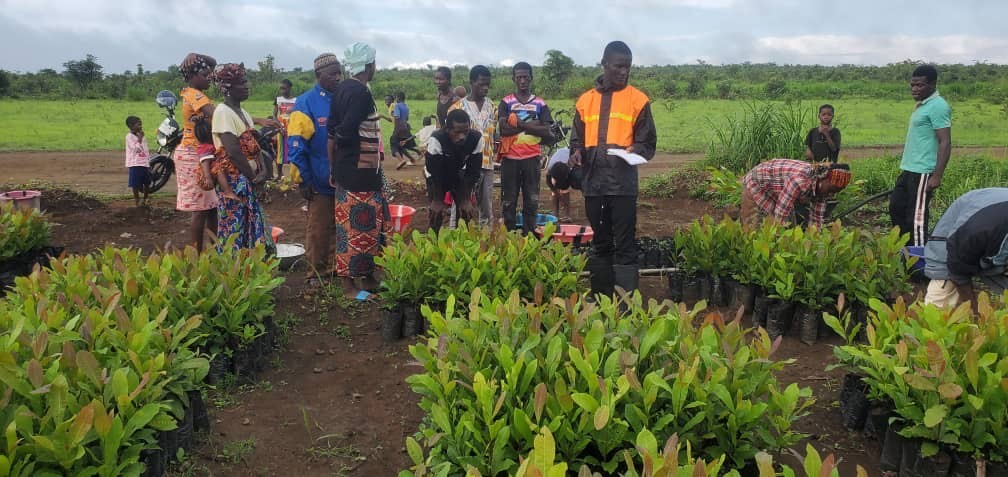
{"left": 514, "top": 213, "right": 558, "bottom": 229}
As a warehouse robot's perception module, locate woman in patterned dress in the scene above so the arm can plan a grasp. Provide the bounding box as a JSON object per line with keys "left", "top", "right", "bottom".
{"left": 326, "top": 43, "right": 391, "bottom": 298}
{"left": 210, "top": 63, "right": 276, "bottom": 252}
{"left": 177, "top": 53, "right": 220, "bottom": 252}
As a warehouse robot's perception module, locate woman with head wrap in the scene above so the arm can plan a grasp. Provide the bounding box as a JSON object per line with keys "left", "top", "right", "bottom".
{"left": 209, "top": 63, "right": 275, "bottom": 252}
{"left": 177, "top": 53, "right": 220, "bottom": 252}
{"left": 740, "top": 159, "right": 851, "bottom": 227}
{"left": 325, "top": 42, "right": 390, "bottom": 299}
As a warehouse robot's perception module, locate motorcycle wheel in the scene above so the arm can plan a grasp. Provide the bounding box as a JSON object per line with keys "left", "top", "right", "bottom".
{"left": 148, "top": 155, "right": 175, "bottom": 193}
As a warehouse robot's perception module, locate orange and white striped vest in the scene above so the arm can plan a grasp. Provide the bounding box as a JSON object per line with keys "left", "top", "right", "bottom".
{"left": 575, "top": 85, "right": 650, "bottom": 148}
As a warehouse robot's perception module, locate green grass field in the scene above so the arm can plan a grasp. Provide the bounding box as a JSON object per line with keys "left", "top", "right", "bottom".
{"left": 1, "top": 98, "right": 1005, "bottom": 153}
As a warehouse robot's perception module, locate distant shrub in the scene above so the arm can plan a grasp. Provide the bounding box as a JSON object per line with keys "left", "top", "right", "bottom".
{"left": 764, "top": 77, "right": 787, "bottom": 99}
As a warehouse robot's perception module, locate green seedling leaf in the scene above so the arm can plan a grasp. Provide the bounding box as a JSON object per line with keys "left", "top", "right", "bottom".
{"left": 406, "top": 436, "right": 424, "bottom": 465}
{"left": 593, "top": 405, "right": 610, "bottom": 430}
{"left": 530, "top": 427, "right": 556, "bottom": 475}
{"left": 923, "top": 404, "right": 947, "bottom": 428}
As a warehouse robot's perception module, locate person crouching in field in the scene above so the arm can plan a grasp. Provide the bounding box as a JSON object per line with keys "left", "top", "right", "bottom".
{"left": 124, "top": 116, "right": 151, "bottom": 207}
{"left": 544, "top": 149, "right": 582, "bottom": 221}
{"left": 415, "top": 116, "right": 437, "bottom": 155}
{"left": 922, "top": 187, "right": 1008, "bottom": 309}
{"left": 424, "top": 109, "right": 481, "bottom": 232}
{"left": 740, "top": 159, "right": 851, "bottom": 227}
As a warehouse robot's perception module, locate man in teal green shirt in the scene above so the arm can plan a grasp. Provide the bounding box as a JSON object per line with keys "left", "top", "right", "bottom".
{"left": 889, "top": 64, "right": 952, "bottom": 247}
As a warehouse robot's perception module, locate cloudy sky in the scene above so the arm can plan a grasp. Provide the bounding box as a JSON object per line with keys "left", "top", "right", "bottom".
{"left": 1, "top": 0, "right": 1007, "bottom": 73}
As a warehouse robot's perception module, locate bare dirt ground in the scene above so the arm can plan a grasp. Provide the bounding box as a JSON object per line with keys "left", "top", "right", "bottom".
{"left": 0, "top": 150, "right": 700, "bottom": 196}
{"left": 2, "top": 148, "right": 941, "bottom": 476}
{"left": 3, "top": 145, "right": 1005, "bottom": 196}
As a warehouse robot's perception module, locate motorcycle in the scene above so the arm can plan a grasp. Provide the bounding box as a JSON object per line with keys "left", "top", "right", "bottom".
{"left": 541, "top": 109, "right": 572, "bottom": 169}
{"left": 252, "top": 125, "right": 283, "bottom": 182}
{"left": 148, "top": 90, "right": 181, "bottom": 193}
{"left": 147, "top": 90, "right": 284, "bottom": 193}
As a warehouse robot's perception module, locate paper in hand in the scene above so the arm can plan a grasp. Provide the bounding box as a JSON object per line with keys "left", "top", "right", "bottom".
{"left": 607, "top": 148, "right": 647, "bottom": 166}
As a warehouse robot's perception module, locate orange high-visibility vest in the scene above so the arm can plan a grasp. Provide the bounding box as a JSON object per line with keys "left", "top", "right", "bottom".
{"left": 575, "top": 85, "right": 650, "bottom": 148}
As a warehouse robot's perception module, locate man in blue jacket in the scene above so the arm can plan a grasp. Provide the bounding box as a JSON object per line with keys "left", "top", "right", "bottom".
{"left": 924, "top": 188, "right": 1008, "bottom": 308}
{"left": 287, "top": 53, "right": 342, "bottom": 284}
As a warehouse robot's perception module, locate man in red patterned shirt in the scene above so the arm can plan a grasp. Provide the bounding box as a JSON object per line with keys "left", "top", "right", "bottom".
{"left": 740, "top": 159, "right": 851, "bottom": 227}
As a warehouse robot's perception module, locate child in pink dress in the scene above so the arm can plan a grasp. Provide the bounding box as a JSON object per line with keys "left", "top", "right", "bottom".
{"left": 125, "top": 116, "right": 151, "bottom": 207}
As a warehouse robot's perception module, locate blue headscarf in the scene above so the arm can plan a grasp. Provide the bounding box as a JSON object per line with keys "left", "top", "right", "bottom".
{"left": 343, "top": 42, "right": 376, "bottom": 77}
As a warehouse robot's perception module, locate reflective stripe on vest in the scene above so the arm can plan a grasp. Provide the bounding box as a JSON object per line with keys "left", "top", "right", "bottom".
{"left": 575, "top": 85, "right": 649, "bottom": 148}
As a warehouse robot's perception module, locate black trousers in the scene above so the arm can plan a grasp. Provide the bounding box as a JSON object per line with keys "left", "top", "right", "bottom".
{"left": 585, "top": 195, "right": 638, "bottom": 265}
{"left": 501, "top": 157, "right": 541, "bottom": 233}
{"left": 889, "top": 170, "right": 932, "bottom": 247}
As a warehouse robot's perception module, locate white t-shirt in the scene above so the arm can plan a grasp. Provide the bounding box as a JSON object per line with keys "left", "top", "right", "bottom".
{"left": 545, "top": 147, "right": 569, "bottom": 172}
{"left": 275, "top": 96, "right": 296, "bottom": 120}
{"left": 211, "top": 104, "right": 254, "bottom": 148}
{"left": 416, "top": 125, "right": 437, "bottom": 147}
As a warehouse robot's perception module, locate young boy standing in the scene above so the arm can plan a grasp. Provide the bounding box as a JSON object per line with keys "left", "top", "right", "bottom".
{"left": 804, "top": 104, "right": 841, "bottom": 163}
{"left": 125, "top": 116, "right": 151, "bottom": 207}
{"left": 498, "top": 62, "right": 555, "bottom": 234}
{"left": 273, "top": 79, "right": 296, "bottom": 181}
{"left": 434, "top": 67, "right": 454, "bottom": 127}
{"left": 449, "top": 66, "right": 497, "bottom": 226}
{"left": 380, "top": 94, "right": 395, "bottom": 123}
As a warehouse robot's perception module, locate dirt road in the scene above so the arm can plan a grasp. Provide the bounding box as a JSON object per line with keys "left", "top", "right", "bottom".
{"left": 0, "top": 150, "right": 702, "bottom": 196}
{"left": 2, "top": 146, "right": 1004, "bottom": 195}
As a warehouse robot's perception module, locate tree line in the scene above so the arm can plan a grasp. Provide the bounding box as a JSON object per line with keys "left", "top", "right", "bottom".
{"left": 2, "top": 51, "right": 1007, "bottom": 104}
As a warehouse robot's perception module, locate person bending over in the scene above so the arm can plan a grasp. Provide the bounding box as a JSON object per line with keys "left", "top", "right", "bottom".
{"left": 424, "top": 109, "right": 481, "bottom": 232}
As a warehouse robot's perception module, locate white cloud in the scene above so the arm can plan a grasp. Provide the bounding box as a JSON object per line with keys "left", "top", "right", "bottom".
{"left": 1, "top": 0, "right": 160, "bottom": 36}
{"left": 388, "top": 59, "right": 467, "bottom": 69}
{"left": 340, "top": 0, "right": 470, "bottom": 10}
{"left": 2, "top": 0, "right": 1007, "bottom": 71}
{"left": 755, "top": 34, "right": 1008, "bottom": 64}
{"left": 624, "top": 0, "right": 736, "bottom": 7}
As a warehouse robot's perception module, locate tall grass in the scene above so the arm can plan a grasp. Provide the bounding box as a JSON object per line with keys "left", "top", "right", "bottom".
{"left": 705, "top": 101, "right": 810, "bottom": 173}
{"left": 838, "top": 154, "right": 1008, "bottom": 227}
{"left": 1, "top": 99, "right": 1005, "bottom": 153}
